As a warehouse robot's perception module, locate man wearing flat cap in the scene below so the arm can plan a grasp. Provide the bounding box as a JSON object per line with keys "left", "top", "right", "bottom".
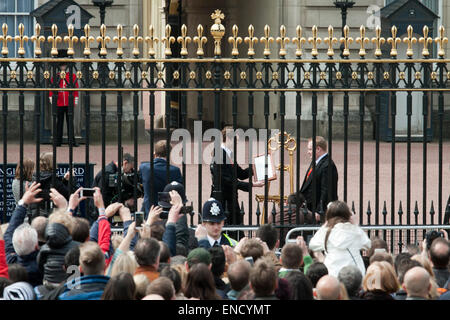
{"left": 195, "top": 198, "right": 237, "bottom": 249}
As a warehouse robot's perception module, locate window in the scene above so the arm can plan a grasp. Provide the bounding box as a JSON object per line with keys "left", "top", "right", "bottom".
{"left": 0, "top": 0, "right": 35, "bottom": 58}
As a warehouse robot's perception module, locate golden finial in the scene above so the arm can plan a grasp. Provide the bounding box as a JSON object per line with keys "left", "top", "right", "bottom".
{"left": 64, "top": 24, "right": 78, "bottom": 56}
{"left": 292, "top": 26, "right": 306, "bottom": 57}
{"left": 177, "top": 24, "right": 192, "bottom": 56}
{"left": 193, "top": 24, "right": 207, "bottom": 56}
{"left": 340, "top": 25, "right": 353, "bottom": 57}
{"left": 162, "top": 24, "right": 176, "bottom": 56}
{"left": 403, "top": 25, "right": 417, "bottom": 58}
{"left": 0, "top": 23, "right": 12, "bottom": 56}
{"left": 419, "top": 25, "right": 433, "bottom": 57}
{"left": 210, "top": 9, "right": 225, "bottom": 56}
{"left": 96, "top": 24, "right": 110, "bottom": 56}
{"left": 113, "top": 24, "right": 127, "bottom": 57}
{"left": 371, "top": 25, "right": 385, "bottom": 58}
{"left": 129, "top": 24, "right": 143, "bottom": 57}
{"left": 80, "top": 24, "right": 94, "bottom": 56}
{"left": 387, "top": 25, "right": 401, "bottom": 57}
{"left": 324, "top": 25, "right": 337, "bottom": 57}
{"left": 435, "top": 25, "right": 448, "bottom": 58}
{"left": 244, "top": 25, "right": 258, "bottom": 57}
{"left": 48, "top": 24, "right": 62, "bottom": 56}
{"left": 356, "top": 25, "right": 369, "bottom": 57}
{"left": 145, "top": 25, "right": 159, "bottom": 57}
{"left": 276, "top": 25, "right": 290, "bottom": 57}
{"left": 228, "top": 25, "right": 242, "bottom": 56}
{"left": 31, "top": 24, "right": 45, "bottom": 56}
{"left": 260, "top": 25, "right": 274, "bottom": 57}
{"left": 15, "top": 23, "right": 29, "bottom": 56}
{"left": 308, "top": 25, "right": 322, "bottom": 57}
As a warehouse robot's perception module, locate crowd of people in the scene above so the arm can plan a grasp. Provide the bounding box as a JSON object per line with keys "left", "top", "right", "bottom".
{"left": 0, "top": 170, "right": 448, "bottom": 300}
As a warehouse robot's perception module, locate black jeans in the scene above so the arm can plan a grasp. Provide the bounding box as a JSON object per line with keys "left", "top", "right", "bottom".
{"left": 55, "top": 106, "right": 76, "bottom": 144}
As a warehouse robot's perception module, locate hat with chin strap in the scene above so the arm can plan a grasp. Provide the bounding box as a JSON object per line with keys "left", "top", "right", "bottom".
{"left": 201, "top": 198, "right": 226, "bottom": 223}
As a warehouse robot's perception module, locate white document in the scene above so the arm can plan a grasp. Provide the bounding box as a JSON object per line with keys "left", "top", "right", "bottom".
{"left": 254, "top": 154, "right": 275, "bottom": 182}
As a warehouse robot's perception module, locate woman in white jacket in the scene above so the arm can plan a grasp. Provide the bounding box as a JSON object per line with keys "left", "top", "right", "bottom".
{"left": 309, "top": 201, "right": 371, "bottom": 278}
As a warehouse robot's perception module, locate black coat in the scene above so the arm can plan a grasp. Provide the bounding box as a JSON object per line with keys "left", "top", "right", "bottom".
{"left": 299, "top": 154, "right": 338, "bottom": 214}
{"left": 93, "top": 161, "right": 119, "bottom": 207}
{"left": 30, "top": 171, "right": 71, "bottom": 219}
{"left": 37, "top": 223, "right": 80, "bottom": 284}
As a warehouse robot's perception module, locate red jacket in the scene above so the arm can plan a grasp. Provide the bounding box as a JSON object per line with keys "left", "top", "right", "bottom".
{"left": 0, "top": 240, "right": 8, "bottom": 278}
{"left": 49, "top": 72, "right": 79, "bottom": 107}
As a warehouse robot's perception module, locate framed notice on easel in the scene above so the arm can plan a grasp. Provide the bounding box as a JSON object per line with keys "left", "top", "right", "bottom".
{"left": 253, "top": 153, "right": 277, "bottom": 182}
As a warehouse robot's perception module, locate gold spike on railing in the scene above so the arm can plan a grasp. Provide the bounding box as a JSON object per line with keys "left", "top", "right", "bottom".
{"left": 340, "top": 25, "right": 353, "bottom": 57}
{"left": 15, "top": 23, "right": 29, "bottom": 56}
{"left": 372, "top": 26, "right": 385, "bottom": 58}
{"left": 145, "top": 25, "right": 159, "bottom": 57}
{"left": 308, "top": 25, "right": 321, "bottom": 57}
{"left": 193, "top": 24, "right": 207, "bottom": 56}
{"left": 113, "top": 24, "right": 127, "bottom": 57}
{"left": 80, "top": 24, "right": 94, "bottom": 56}
{"left": 356, "top": 25, "right": 369, "bottom": 57}
{"left": 177, "top": 24, "right": 191, "bottom": 56}
{"left": 31, "top": 24, "right": 45, "bottom": 56}
{"left": 210, "top": 9, "right": 225, "bottom": 56}
{"left": 48, "top": 24, "right": 62, "bottom": 56}
{"left": 419, "top": 25, "right": 433, "bottom": 57}
{"left": 97, "top": 24, "right": 110, "bottom": 56}
{"left": 292, "top": 26, "right": 306, "bottom": 58}
{"left": 228, "top": 25, "right": 242, "bottom": 57}
{"left": 276, "top": 25, "right": 290, "bottom": 57}
{"left": 0, "top": 23, "right": 12, "bottom": 56}
{"left": 245, "top": 25, "right": 258, "bottom": 57}
{"left": 403, "top": 25, "right": 417, "bottom": 58}
{"left": 162, "top": 24, "right": 176, "bottom": 56}
{"left": 260, "top": 25, "right": 274, "bottom": 57}
{"left": 435, "top": 25, "right": 448, "bottom": 58}
{"left": 324, "top": 25, "right": 337, "bottom": 57}
{"left": 387, "top": 25, "right": 401, "bottom": 58}
{"left": 129, "top": 24, "right": 143, "bottom": 57}
{"left": 64, "top": 24, "right": 78, "bottom": 56}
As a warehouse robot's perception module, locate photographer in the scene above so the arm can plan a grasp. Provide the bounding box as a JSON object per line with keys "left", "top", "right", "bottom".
{"left": 93, "top": 153, "right": 135, "bottom": 209}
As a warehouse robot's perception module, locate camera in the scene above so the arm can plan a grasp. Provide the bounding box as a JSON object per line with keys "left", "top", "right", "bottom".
{"left": 134, "top": 211, "right": 144, "bottom": 230}
{"left": 425, "top": 230, "right": 444, "bottom": 250}
{"left": 108, "top": 171, "right": 144, "bottom": 203}
{"left": 80, "top": 188, "right": 95, "bottom": 198}
{"left": 157, "top": 192, "right": 192, "bottom": 219}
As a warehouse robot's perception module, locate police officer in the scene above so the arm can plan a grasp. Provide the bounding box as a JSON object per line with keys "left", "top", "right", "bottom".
{"left": 196, "top": 198, "right": 237, "bottom": 249}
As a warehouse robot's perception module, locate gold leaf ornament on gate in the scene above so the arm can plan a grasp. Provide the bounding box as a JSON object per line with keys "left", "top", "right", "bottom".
{"left": 80, "top": 24, "right": 95, "bottom": 56}
{"left": 15, "top": 23, "right": 29, "bottom": 56}
{"left": 387, "top": 26, "right": 401, "bottom": 58}
{"left": 145, "top": 25, "right": 159, "bottom": 57}
{"left": 292, "top": 26, "right": 306, "bottom": 58}
{"left": 0, "top": 23, "right": 12, "bottom": 56}
{"left": 260, "top": 25, "right": 274, "bottom": 57}
{"left": 31, "top": 24, "right": 45, "bottom": 57}
{"left": 435, "top": 26, "right": 448, "bottom": 58}
{"left": 356, "top": 25, "right": 369, "bottom": 57}
{"left": 177, "top": 24, "right": 191, "bottom": 56}
{"left": 324, "top": 25, "right": 337, "bottom": 57}
{"left": 419, "top": 25, "right": 433, "bottom": 57}
{"left": 308, "top": 25, "right": 321, "bottom": 58}
{"left": 403, "top": 25, "right": 417, "bottom": 58}
{"left": 129, "top": 24, "right": 143, "bottom": 57}
{"left": 162, "top": 24, "right": 176, "bottom": 57}
{"left": 276, "top": 25, "right": 290, "bottom": 57}
{"left": 64, "top": 24, "right": 78, "bottom": 56}
{"left": 340, "top": 25, "right": 353, "bottom": 58}
{"left": 245, "top": 25, "right": 258, "bottom": 57}
{"left": 372, "top": 26, "right": 385, "bottom": 58}
{"left": 113, "top": 24, "right": 127, "bottom": 57}
{"left": 97, "top": 24, "right": 110, "bottom": 56}
{"left": 193, "top": 24, "right": 207, "bottom": 56}
{"left": 228, "top": 25, "right": 242, "bottom": 57}
{"left": 48, "top": 24, "right": 62, "bottom": 56}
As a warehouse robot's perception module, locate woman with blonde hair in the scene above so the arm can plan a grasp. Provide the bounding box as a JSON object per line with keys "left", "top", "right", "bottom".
{"left": 107, "top": 251, "right": 138, "bottom": 278}
{"left": 361, "top": 261, "right": 399, "bottom": 300}
{"left": 12, "top": 158, "right": 35, "bottom": 203}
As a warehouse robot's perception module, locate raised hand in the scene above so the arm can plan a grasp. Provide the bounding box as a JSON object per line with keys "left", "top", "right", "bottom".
{"left": 68, "top": 187, "right": 87, "bottom": 213}
{"left": 21, "top": 182, "right": 43, "bottom": 205}
{"left": 50, "top": 188, "right": 68, "bottom": 209}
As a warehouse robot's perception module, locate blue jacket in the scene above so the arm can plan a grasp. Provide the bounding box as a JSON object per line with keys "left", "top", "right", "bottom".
{"left": 58, "top": 275, "right": 110, "bottom": 300}
{"left": 139, "top": 158, "right": 182, "bottom": 217}
{"left": 4, "top": 205, "right": 43, "bottom": 287}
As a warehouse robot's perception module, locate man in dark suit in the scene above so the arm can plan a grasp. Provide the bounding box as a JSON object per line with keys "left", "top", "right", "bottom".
{"left": 140, "top": 140, "right": 182, "bottom": 219}
{"left": 298, "top": 136, "right": 338, "bottom": 223}
{"left": 210, "top": 126, "right": 264, "bottom": 227}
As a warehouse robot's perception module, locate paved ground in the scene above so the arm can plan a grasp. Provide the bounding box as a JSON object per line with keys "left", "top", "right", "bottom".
{"left": 2, "top": 139, "right": 449, "bottom": 229}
